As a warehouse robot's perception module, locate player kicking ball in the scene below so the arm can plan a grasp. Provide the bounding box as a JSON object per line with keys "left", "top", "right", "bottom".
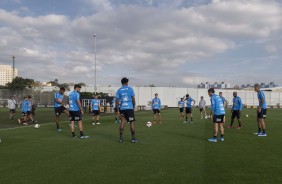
{"left": 54, "top": 87, "right": 69, "bottom": 132}
{"left": 116, "top": 77, "right": 137, "bottom": 143}
{"left": 208, "top": 88, "right": 225, "bottom": 142}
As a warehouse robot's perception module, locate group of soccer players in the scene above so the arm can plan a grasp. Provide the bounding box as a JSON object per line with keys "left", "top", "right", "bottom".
{"left": 17, "top": 96, "right": 36, "bottom": 125}
{"left": 174, "top": 86, "right": 267, "bottom": 142}
{"left": 51, "top": 77, "right": 268, "bottom": 143}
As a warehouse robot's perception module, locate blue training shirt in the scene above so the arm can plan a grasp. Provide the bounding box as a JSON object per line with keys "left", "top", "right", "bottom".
{"left": 178, "top": 101, "right": 185, "bottom": 108}
{"left": 68, "top": 90, "right": 80, "bottom": 111}
{"left": 257, "top": 91, "right": 267, "bottom": 109}
{"left": 210, "top": 94, "right": 225, "bottom": 115}
{"left": 54, "top": 92, "right": 64, "bottom": 108}
{"left": 232, "top": 96, "right": 243, "bottom": 110}
{"left": 26, "top": 100, "right": 31, "bottom": 111}
{"left": 91, "top": 99, "right": 100, "bottom": 111}
{"left": 185, "top": 97, "right": 194, "bottom": 108}
{"left": 220, "top": 96, "right": 226, "bottom": 104}
{"left": 152, "top": 98, "right": 161, "bottom": 109}
{"left": 21, "top": 100, "right": 28, "bottom": 112}
{"left": 116, "top": 86, "right": 135, "bottom": 110}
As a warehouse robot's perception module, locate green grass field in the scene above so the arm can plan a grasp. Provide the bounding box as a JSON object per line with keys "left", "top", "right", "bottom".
{"left": 0, "top": 107, "right": 282, "bottom": 184}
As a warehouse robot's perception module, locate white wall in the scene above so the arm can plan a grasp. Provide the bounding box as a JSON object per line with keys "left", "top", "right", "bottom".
{"left": 81, "top": 86, "right": 282, "bottom": 107}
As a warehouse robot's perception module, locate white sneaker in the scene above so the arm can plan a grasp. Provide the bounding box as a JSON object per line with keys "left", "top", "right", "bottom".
{"left": 92, "top": 122, "right": 96, "bottom": 125}
{"left": 96, "top": 122, "right": 101, "bottom": 125}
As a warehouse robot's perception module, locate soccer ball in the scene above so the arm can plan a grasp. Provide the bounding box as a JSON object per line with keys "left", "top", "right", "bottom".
{"left": 146, "top": 121, "right": 152, "bottom": 127}
{"left": 246, "top": 115, "right": 249, "bottom": 118}
{"left": 208, "top": 115, "right": 211, "bottom": 119}
{"left": 34, "top": 124, "right": 40, "bottom": 129}
{"left": 205, "top": 115, "right": 208, "bottom": 119}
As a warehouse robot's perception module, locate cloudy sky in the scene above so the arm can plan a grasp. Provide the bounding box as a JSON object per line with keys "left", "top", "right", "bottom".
{"left": 0, "top": 0, "right": 281, "bottom": 87}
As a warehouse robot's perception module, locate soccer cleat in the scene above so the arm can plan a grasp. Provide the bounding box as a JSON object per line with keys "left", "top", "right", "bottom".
{"left": 72, "top": 135, "right": 77, "bottom": 138}
{"left": 237, "top": 126, "right": 241, "bottom": 129}
{"left": 96, "top": 122, "right": 101, "bottom": 125}
{"left": 227, "top": 126, "right": 232, "bottom": 128}
{"left": 258, "top": 132, "right": 267, "bottom": 137}
{"left": 57, "top": 128, "right": 62, "bottom": 132}
{"left": 183, "top": 121, "right": 187, "bottom": 124}
{"left": 131, "top": 139, "right": 138, "bottom": 143}
{"left": 219, "top": 137, "right": 224, "bottom": 141}
{"left": 208, "top": 137, "right": 217, "bottom": 142}
{"left": 114, "top": 121, "right": 118, "bottom": 124}
{"left": 80, "top": 135, "right": 90, "bottom": 139}
{"left": 119, "top": 138, "right": 123, "bottom": 143}
{"left": 92, "top": 122, "right": 96, "bottom": 125}
{"left": 190, "top": 121, "right": 194, "bottom": 124}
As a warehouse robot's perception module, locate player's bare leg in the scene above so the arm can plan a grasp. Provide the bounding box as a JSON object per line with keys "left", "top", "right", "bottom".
{"left": 158, "top": 113, "right": 161, "bottom": 124}
{"left": 130, "top": 121, "right": 137, "bottom": 142}
{"left": 153, "top": 114, "right": 157, "bottom": 124}
{"left": 119, "top": 116, "right": 126, "bottom": 143}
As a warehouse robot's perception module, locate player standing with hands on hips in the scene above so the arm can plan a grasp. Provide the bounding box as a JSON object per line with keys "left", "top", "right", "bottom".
{"left": 254, "top": 84, "right": 267, "bottom": 136}
{"left": 208, "top": 88, "right": 225, "bottom": 142}
{"left": 152, "top": 93, "right": 161, "bottom": 124}
{"left": 116, "top": 77, "right": 138, "bottom": 143}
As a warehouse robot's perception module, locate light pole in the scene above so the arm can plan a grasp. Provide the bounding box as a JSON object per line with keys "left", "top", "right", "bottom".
{"left": 12, "top": 56, "right": 15, "bottom": 79}
{"left": 93, "top": 34, "right": 97, "bottom": 94}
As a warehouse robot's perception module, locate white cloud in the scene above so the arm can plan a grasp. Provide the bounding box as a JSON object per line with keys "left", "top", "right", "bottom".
{"left": 0, "top": 0, "right": 281, "bottom": 86}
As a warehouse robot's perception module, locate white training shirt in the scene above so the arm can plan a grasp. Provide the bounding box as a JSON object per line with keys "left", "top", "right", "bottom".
{"left": 8, "top": 99, "right": 16, "bottom": 109}
{"left": 199, "top": 99, "right": 206, "bottom": 108}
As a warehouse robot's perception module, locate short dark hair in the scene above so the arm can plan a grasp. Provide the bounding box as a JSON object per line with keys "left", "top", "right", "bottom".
{"left": 121, "top": 77, "right": 129, "bottom": 84}
{"left": 155, "top": 93, "right": 158, "bottom": 96}
{"left": 186, "top": 94, "right": 189, "bottom": 97}
{"left": 74, "top": 84, "right": 82, "bottom": 89}
{"left": 208, "top": 88, "right": 215, "bottom": 93}
{"left": 60, "top": 87, "right": 65, "bottom": 91}
{"left": 28, "top": 95, "right": 32, "bottom": 99}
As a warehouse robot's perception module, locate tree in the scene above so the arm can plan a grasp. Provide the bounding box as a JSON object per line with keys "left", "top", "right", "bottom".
{"left": 6, "top": 77, "right": 36, "bottom": 89}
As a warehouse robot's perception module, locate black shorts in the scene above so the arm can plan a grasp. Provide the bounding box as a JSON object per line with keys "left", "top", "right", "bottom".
{"left": 179, "top": 108, "right": 184, "bottom": 113}
{"left": 213, "top": 115, "right": 225, "bottom": 123}
{"left": 54, "top": 106, "right": 66, "bottom": 116}
{"left": 22, "top": 111, "right": 27, "bottom": 116}
{"left": 69, "top": 111, "right": 82, "bottom": 121}
{"left": 186, "top": 107, "right": 192, "bottom": 114}
{"left": 26, "top": 111, "right": 31, "bottom": 116}
{"left": 114, "top": 107, "right": 118, "bottom": 113}
{"left": 153, "top": 109, "right": 160, "bottom": 114}
{"left": 231, "top": 110, "right": 241, "bottom": 119}
{"left": 92, "top": 110, "right": 100, "bottom": 116}
{"left": 257, "top": 109, "right": 267, "bottom": 119}
{"left": 120, "top": 109, "right": 135, "bottom": 122}
{"left": 9, "top": 109, "right": 16, "bottom": 113}
{"left": 199, "top": 108, "right": 203, "bottom": 112}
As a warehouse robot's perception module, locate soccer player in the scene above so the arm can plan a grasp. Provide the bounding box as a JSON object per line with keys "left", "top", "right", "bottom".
{"left": 7, "top": 95, "right": 17, "bottom": 120}
{"left": 184, "top": 94, "right": 196, "bottom": 123}
{"left": 26, "top": 95, "right": 35, "bottom": 123}
{"left": 208, "top": 88, "right": 225, "bottom": 142}
{"left": 54, "top": 87, "right": 69, "bottom": 132}
{"left": 68, "top": 84, "right": 89, "bottom": 139}
{"left": 219, "top": 92, "right": 227, "bottom": 108}
{"left": 151, "top": 93, "right": 161, "bottom": 124}
{"left": 228, "top": 92, "right": 243, "bottom": 129}
{"left": 18, "top": 96, "right": 28, "bottom": 125}
{"left": 199, "top": 96, "right": 207, "bottom": 119}
{"left": 91, "top": 94, "right": 101, "bottom": 125}
{"left": 116, "top": 77, "right": 137, "bottom": 143}
{"left": 178, "top": 98, "right": 185, "bottom": 119}
{"left": 112, "top": 97, "right": 121, "bottom": 123}
{"left": 254, "top": 84, "right": 267, "bottom": 136}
